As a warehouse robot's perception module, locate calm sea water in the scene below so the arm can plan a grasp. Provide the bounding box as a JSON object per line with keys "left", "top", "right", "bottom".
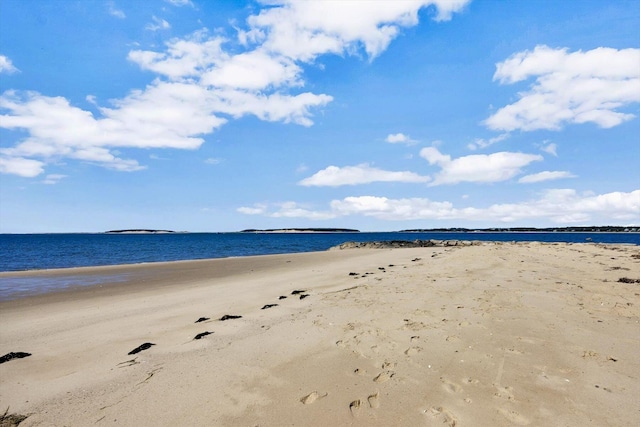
{"left": 1, "top": 232, "right": 638, "bottom": 300}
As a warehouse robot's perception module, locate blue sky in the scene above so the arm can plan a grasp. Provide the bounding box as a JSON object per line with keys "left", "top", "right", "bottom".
{"left": 0, "top": 0, "right": 639, "bottom": 233}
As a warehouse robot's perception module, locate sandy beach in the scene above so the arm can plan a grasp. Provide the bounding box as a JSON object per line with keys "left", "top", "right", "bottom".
{"left": 1, "top": 242, "right": 639, "bottom": 426}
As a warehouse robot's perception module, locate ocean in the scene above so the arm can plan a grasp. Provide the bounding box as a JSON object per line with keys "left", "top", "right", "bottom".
{"left": 1, "top": 232, "right": 638, "bottom": 300}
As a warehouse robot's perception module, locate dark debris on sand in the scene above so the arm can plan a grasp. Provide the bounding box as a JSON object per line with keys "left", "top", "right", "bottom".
{"left": 0, "top": 352, "right": 31, "bottom": 364}
{"left": 0, "top": 408, "right": 28, "bottom": 427}
{"left": 128, "top": 343, "right": 155, "bottom": 355}
{"left": 299, "top": 294, "right": 310, "bottom": 300}
{"left": 618, "top": 277, "right": 640, "bottom": 283}
{"left": 291, "top": 290, "right": 307, "bottom": 295}
{"left": 194, "top": 332, "right": 212, "bottom": 340}
{"left": 261, "top": 304, "right": 278, "bottom": 310}
{"left": 195, "top": 317, "right": 210, "bottom": 323}
{"left": 219, "top": 315, "right": 242, "bottom": 321}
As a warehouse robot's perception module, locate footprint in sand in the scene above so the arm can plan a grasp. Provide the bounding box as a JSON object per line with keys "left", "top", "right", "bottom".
{"left": 373, "top": 371, "right": 394, "bottom": 383}
{"left": 497, "top": 408, "right": 530, "bottom": 425}
{"left": 368, "top": 392, "right": 380, "bottom": 409}
{"left": 404, "top": 346, "right": 422, "bottom": 356}
{"left": 381, "top": 361, "right": 396, "bottom": 370}
{"left": 441, "top": 377, "right": 463, "bottom": 394}
{"left": 425, "top": 406, "right": 458, "bottom": 427}
{"left": 300, "top": 391, "right": 327, "bottom": 405}
{"left": 349, "top": 399, "right": 362, "bottom": 417}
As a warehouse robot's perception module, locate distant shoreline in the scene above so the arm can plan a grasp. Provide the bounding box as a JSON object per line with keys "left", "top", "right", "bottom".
{"left": 240, "top": 228, "right": 360, "bottom": 233}
{"left": 105, "top": 229, "right": 182, "bottom": 234}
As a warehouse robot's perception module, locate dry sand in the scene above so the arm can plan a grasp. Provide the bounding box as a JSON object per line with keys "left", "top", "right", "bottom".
{"left": 1, "top": 242, "right": 639, "bottom": 426}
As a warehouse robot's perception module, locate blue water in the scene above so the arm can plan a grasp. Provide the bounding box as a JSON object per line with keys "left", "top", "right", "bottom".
{"left": 1, "top": 232, "right": 638, "bottom": 272}
{"left": 1, "top": 232, "right": 638, "bottom": 300}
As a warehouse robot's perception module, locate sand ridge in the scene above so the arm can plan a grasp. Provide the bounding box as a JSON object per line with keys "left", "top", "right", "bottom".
{"left": 0, "top": 242, "right": 639, "bottom": 426}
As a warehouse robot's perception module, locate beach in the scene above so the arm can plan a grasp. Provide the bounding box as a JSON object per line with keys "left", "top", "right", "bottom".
{"left": 1, "top": 242, "right": 639, "bottom": 426}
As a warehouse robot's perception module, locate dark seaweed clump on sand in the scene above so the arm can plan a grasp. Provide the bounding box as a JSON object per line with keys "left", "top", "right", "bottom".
{"left": 1, "top": 407, "right": 28, "bottom": 426}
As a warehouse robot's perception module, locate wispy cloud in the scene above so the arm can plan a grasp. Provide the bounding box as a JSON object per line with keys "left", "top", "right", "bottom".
{"left": 146, "top": 16, "right": 171, "bottom": 32}
{"left": 486, "top": 45, "right": 640, "bottom": 131}
{"left": 204, "top": 157, "right": 222, "bottom": 165}
{"left": 42, "top": 174, "right": 67, "bottom": 185}
{"left": 106, "top": 1, "right": 125, "bottom": 19}
{"left": 540, "top": 142, "right": 558, "bottom": 156}
{"left": 165, "top": 0, "right": 194, "bottom": 7}
{"left": 518, "top": 171, "right": 576, "bottom": 183}
{"left": 467, "top": 133, "right": 509, "bottom": 150}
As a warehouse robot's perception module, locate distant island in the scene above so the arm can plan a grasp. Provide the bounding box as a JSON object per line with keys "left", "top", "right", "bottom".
{"left": 105, "top": 229, "right": 178, "bottom": 234}
{"left": 240, "top": 228, "right": 360, "bottom": 233}
{"left": 399, "top": 226, "right": 638, "bottom": 233}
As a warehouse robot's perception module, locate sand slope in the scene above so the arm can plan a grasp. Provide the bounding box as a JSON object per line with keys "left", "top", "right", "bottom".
{"left": 1, "top": 242, "right": 639, "bottom": 426}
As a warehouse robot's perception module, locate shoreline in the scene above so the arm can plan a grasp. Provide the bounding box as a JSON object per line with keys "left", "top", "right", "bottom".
{"left": 1, "top": 242, "right": 639, "bottom": 426}
{"left": 1, "top": 240, "right": 638, "bottom": 301}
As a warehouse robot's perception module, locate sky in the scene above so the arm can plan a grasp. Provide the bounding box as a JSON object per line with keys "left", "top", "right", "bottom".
{"left": 0, "top": 0, "right": 639, "bottom": 233}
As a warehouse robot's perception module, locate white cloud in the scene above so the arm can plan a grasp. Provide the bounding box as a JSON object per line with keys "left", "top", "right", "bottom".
{"left": 237, "top": 204, "right": 268, "bottom": 215}
{"left": 0, "top": 156, "right": 44, "bottom": 177}
{"left": 518, "top": 171, "right": 576, "bottom": 183}
{"left": 128, "top": 32, "right": 226, "bottom": 80}
{"left": 486, "top": 46, "right": 640, "bottom": 131}
{"left": 299, "top": 164, "right": 430, "bottom": 187}
{"left": 419, "top": 146, "right": 542, "bottom": 185}
{"left": 238, "top": 189, "right": 640, "bottom": 224}
{"left": 0, "top": 55, "right": 19, "bottom": 74}
{"left": 248, "top": 0, "right": 471, "bottom": 60}
{"left": 269, "top": 202, "right": 336, "bottom": 220}
{"left": 385, "top": 132, "right": 418, "bottom": 144}
{"left": 146, "top": 16, "right": 171, "bottom": 32}
{"left": 42, "top": 174, "right": 67, "bottom": 185}
{"left": 0, "top": 86, "right": 222, "bottom": 174}
{"left": 1, "top": 1, "right": 468, "bottom": 177}
{"left": 107, "top": 1, "right": 125, "bottom": 19}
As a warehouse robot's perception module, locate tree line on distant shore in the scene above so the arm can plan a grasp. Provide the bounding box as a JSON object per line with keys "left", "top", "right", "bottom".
{"left": 399, "top": 226, "right": 638, "bottom": 233}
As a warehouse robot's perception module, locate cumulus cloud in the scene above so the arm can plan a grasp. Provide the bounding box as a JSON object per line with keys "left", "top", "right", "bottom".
{"left": 518, "top": 170, "right": 576, "bottom": 183}
{"left": 485, "top": 45, "right": 640, "bottom": 132}
{"left": 0, "top": 1, "right": 468, "bottom": 177}
{"left": 0, "top": 156, "right": 44, "bottom": 177}
{"left": 238, "top": 189, "right": 640, "bottom": 224}
{"left": 419, "top": 146, "right": 542, "bottom": 185}
{"left": 0, "top": 55, "right": 19, "bottom": 74}
{"left": 299, "top": 164, "right": 430, "bottom": 187}
{"left": 385, "top": 132, "right": 418, "bottom": 144}
{"left": 247, "top": 0, "right": 471, "bottom": 60}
